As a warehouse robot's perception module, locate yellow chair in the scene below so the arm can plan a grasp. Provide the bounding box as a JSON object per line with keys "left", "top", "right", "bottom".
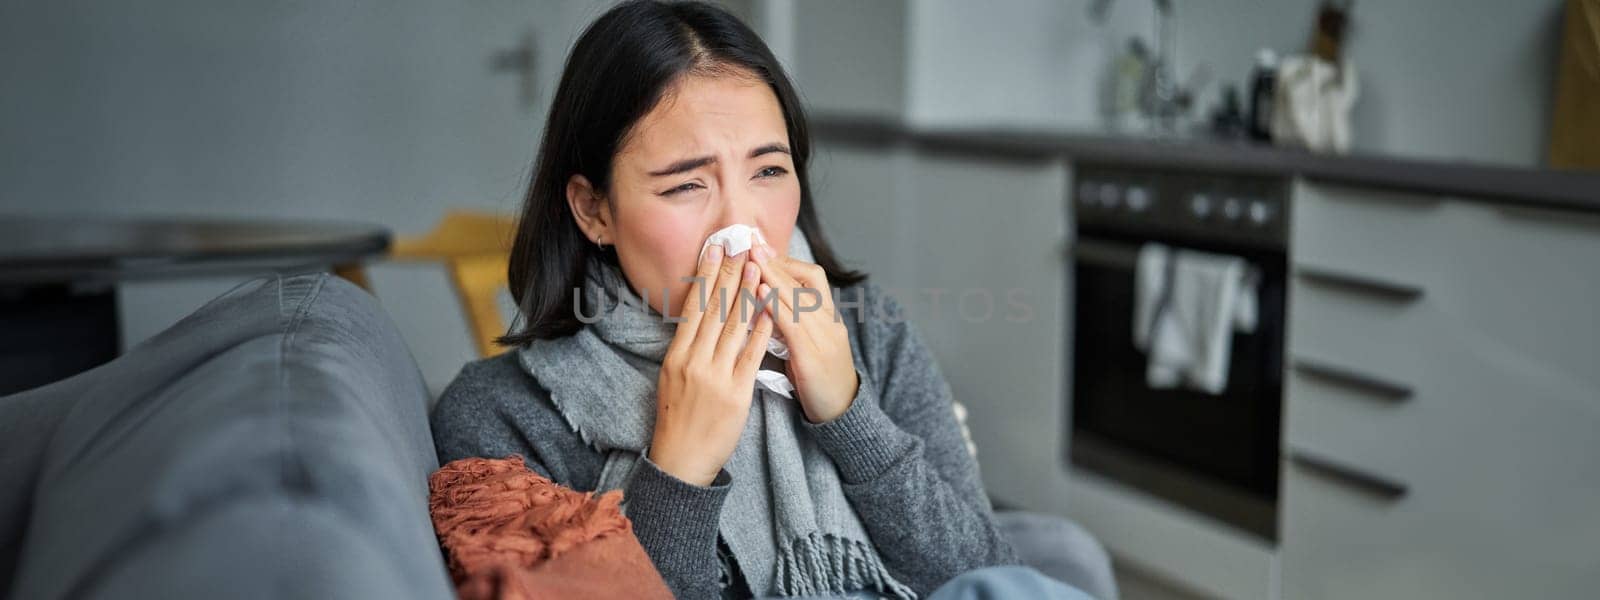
{"left": 338, "top": 210, "right": 518, "bottom": 358}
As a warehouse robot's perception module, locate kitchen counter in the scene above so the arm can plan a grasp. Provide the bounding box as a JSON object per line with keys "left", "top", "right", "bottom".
{"left": 811, "top": 115, "right": 1600, "bottom": 214}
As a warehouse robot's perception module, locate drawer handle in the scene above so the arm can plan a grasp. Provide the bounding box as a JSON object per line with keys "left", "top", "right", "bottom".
{"left": 1293, "top": 357, "right": 1414, "bottom": 402}
{"left": 1296, "top": 266, "right": 1424, "bottom": 302}
{"left": 1289, "top": 449, "right": 1409, "bottom": 501}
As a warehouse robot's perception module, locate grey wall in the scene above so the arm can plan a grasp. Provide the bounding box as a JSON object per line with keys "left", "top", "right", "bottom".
{"left": 0, "top": 0, "right": 631, "bottom": 395}
{"left": 788, "top": 0, "right": 910, "bottom": 120}
{"left": 1170, "top": 0, "right": 1565, "bottom": 167}
{"left": 789, "top": 0, "right": 1566, "bottom": 168}
{"left": 903, "top": 0, "right": 1153, "bottom": 132}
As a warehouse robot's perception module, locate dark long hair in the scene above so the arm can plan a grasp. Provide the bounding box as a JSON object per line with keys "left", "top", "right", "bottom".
{"left": 499, "top": 0, "right": 866, "bottom": 346}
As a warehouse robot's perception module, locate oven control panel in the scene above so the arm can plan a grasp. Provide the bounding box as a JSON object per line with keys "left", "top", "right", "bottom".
{"left": 1073, "top": 165, "right": 1289, "bottom": 248}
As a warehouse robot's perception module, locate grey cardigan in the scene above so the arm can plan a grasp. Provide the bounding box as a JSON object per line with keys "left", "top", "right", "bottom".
{"left": 430, "top": 282, "right": 1018, "bottom": 598}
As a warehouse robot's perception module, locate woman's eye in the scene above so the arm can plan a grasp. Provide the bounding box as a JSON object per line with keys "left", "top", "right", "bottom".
{"left": 662, "top": 182, "right": 703, "bottom": 196}
{"left": 755, "top": 166, "right": 789, "bottom": 179}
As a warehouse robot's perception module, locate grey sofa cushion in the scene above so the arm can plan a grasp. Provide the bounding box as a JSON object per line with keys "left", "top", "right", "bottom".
{"left": 1, "top": 272, "right": 452, "bottom": 600}
{"left": 81, "top": 497, "right": 423, "bottom": 600}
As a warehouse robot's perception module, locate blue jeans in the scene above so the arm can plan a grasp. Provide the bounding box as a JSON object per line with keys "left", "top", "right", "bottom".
{"left": 926, "top": 566, "right": 1095, "bottom": 600}
{"left": 801, "top": 566, "right": 1094, "bottom": 600}
{"left": 993, "top": 511, "right": 1118, "bottom": 599}
{"left": 777, "top": 512, "right": 1115, "bottom": 599}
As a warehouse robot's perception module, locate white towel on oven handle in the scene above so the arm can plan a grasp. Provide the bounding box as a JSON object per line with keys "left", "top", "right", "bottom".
{"left": 1132, "top": 243, "right": 1259, "bottom": 395}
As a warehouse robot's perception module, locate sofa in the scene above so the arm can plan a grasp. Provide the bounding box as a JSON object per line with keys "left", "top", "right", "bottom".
{"left": 0, "top": 271, "right": 1114, "bottom": 599}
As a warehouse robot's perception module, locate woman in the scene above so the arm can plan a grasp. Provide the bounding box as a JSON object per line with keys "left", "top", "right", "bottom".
{"left": 430, "top": 2, "right": 1092, "bottom": 598}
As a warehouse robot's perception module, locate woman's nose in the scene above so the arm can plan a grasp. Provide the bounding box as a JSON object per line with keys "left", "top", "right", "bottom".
{"left": 714, "top": 194, "right": 762, "bottom": 238}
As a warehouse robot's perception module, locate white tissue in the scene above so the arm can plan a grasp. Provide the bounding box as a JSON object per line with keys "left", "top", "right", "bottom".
{"left": 755, "top": 370, "right": 795, "bottom": 398}
{"left": 700, "top": 223, "right": 766, "bottom": 260}
{"left": 699, "top": 224, "right": 794, "bottom": 398}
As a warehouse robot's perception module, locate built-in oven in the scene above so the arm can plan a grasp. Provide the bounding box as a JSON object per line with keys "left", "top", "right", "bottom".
{"left": 1067, "top": 164, "right": 1288, "bottom": 542}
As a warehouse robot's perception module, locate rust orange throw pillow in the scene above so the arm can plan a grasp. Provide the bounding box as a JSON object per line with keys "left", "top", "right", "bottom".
{"left": 428, "top": 456, "right": 673, "bottom": 600}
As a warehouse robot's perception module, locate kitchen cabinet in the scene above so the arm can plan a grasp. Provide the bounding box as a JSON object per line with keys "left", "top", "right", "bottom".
{"left": 1280, "top": 181, "right": 1600, "bottom": 598}
{"left": 809, "top": 148, "right": 1074, "bottom": 480}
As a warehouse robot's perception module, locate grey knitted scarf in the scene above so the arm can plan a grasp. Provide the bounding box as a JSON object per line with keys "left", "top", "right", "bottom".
{"left": 516, "top": 253, "right": 915, "bottom": 599}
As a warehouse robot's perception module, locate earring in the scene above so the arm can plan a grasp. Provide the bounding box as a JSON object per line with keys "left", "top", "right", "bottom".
{"left": 595, "top": 236, "right": 607, "bottom": 251}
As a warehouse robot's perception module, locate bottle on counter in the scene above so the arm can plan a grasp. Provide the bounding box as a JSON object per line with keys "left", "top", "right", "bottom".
{"left": 1104, "top": 37, "right": 1149, "bottom": 133}
{"left": 1248, "top": 49, "right": 1278, "bottom": 142}
{"left": 1209, "top": 84, "right": 1248, "bottom": 140}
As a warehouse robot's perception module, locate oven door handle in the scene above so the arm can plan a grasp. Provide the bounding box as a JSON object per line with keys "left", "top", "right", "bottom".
{"left": 1073, "top": 238, "right": 1141, "bottom": 269}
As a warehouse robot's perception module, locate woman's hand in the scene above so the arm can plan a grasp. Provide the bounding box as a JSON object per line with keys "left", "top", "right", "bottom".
{"left": 649, "top": 244, "right": 775, "bottom": 486}
{"left": 750, "top": 240, "right": 859, "bottom": 424}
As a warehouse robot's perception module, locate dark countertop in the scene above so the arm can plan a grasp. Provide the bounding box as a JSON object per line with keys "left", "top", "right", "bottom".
{"left": 0, "top": 216, "right": 391, "bottom": 285}
{"left": 811, "top": 116, "right": 1600, "bottom": 214}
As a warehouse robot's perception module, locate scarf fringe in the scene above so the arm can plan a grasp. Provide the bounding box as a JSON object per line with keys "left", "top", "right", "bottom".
{"left": 540, "top": 389, "right": 598, "bottom": 450}
{"left": 773, "top": 531, "right": 917, "bottom": 600}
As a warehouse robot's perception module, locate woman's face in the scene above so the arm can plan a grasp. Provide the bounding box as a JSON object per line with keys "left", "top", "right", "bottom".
{"left": 568, "top": 72, "right": 800, "bottom": 317}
